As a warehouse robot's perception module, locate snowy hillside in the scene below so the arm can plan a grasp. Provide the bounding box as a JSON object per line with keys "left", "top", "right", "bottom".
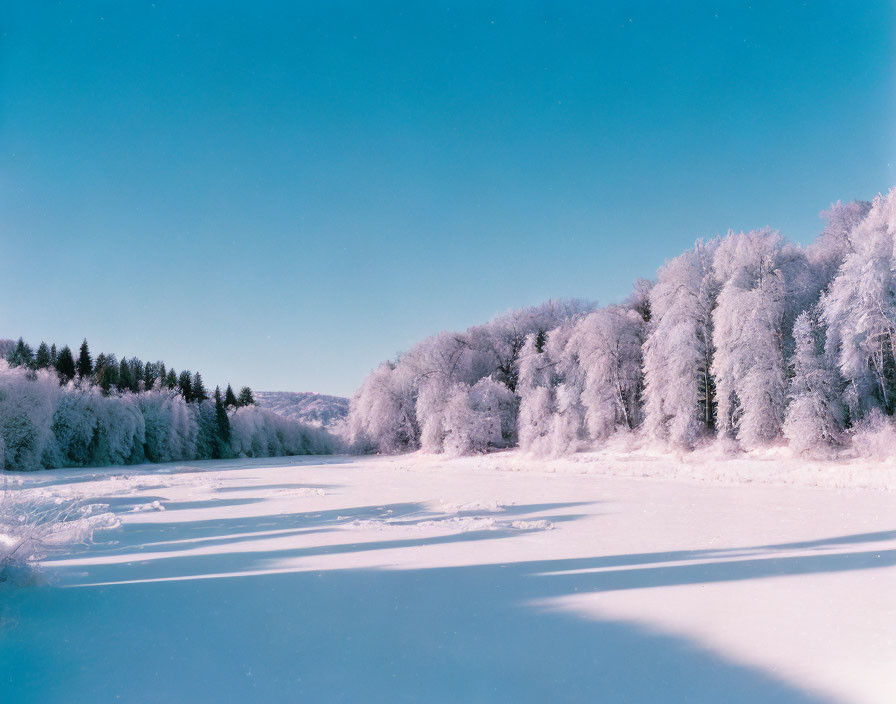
{"left": 255, "top": 390, "right": 349, "bottom": 426}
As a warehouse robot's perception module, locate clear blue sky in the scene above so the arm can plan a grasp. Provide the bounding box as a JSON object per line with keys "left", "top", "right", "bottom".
{"left": 1, "top": 2, "right": 894, "bottom": 397}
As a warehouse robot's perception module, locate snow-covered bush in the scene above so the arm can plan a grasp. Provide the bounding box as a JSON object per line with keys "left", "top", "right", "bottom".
{"left": 849, "top": 409, "right": 896, "bottom": 460}
{"left": 0, "top": 479, "right": 117, "bottom": 580}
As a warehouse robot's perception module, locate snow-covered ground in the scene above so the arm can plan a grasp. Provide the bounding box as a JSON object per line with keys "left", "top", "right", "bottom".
{"left": 2, "top": 453, "right": 894, "bottom": 703}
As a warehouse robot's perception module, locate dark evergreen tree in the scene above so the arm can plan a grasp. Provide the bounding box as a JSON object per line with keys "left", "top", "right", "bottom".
{"left": 237, "top": 386, "right": 255, "bottom": 406}
{"left": 213, "top": 386, "right": 232, "bottom": 459}
{"left": 130, "top": 358, "right": 144, "bottom": 391}
{"left": 55, "top": 345, "right": 76, "bottom": 383}
{"left": 105, "top": 353, "right": 120, "bottom": 390}
{"left": 35, "top": 342, "right": 52, "bottom": 369}
{"left": 165, "top": 368, "right": 178, "bottom": 390}
{"left": 192, "top": 372, "right": 208, "bottom": 402}
{"left": 117, "top": 358, "right": 133, "bottom": 392}
{"left": 224, "top": 384, "right": 239, "bottom": 408}
{"left": 143, "top": 362, "right": 159, "bottom": 390}
{"left": 177, "top": 370, "right": 193, "bottom": 401}
{"left": 94, "top": 353, "right": 114, "bottom": 394}
{"left": 7, "top": 338, "right": 34, "bottom": 368}
{"left": 77, "top": 339, "right": 93, "bottom": 379}
{"left": 50, "top": 343, "right": 58, "bottom": 366}
{"left": 158, "top": 362, "right": 168, "bottom": 388}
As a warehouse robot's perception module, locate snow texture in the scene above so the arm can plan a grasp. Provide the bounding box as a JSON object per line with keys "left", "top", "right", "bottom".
{"left": 1, "top": 453, "right": 894, "bottom": 703}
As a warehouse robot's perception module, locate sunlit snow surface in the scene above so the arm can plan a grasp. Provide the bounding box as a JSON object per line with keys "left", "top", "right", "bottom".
{"left": 2, "top": 452, "right": 895, "bottom": 703}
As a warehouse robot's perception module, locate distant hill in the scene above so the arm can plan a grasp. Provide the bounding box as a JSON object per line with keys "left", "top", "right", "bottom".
{"left": 254, "top": 391, "right": 350, "bottom": 427}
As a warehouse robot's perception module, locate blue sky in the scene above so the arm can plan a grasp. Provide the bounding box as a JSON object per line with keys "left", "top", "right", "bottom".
{"left": 1, "top": 1, "right": 894, "bottom": 396}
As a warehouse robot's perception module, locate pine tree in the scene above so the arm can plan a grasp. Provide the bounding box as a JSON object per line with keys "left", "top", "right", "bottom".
{"left": 35, "top": 342, "right": 52, "bottom": 369}
{"left": 77, "top": 339, "right": 93, "bottom": 379}
{"left": 192, "top": 372, "right": 208, "bottom": 402}
{"left": 130, "top": 358, "right": 144, "bottom": 391}
{"left": 118, "top": 358, "right": 132, "bottom": 392}
{"left": 143, "top": 362, "right": 158, "bottom": 390}
{"left": 165, "top": 368, "right": 178, "bottom": 390}
{"left": 94, "top": 353, "right": 114, "bottom": 395}
{"left": 55, "top": 345, "right": 76, "bottom": 383}
{"left": 7, "top": 338, "right": 34, "bottom": 368}
{"left": 237, "top": 386, "right": 255, "bottom": 407}
{"left": 224, "top": 384, "right": 238, "bottom": 408}
{"left": 50, "top": 343, "right": 58, "bottom": 366}
{"left": 177, "top": 370, "right": 193, "bottom": 401}
{"left": 213, "top": 386, "right": 232, "bottom": 459}
{"left": 158, "top": 362, "right": 168, "bottom": 388}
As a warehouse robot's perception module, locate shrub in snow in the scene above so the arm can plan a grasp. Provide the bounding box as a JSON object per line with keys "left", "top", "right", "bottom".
{"left": 0, "top": 480, "right": 117, "bottom": 580}
{"left": 850, "top": 409, "right": 896, "bottom": 460}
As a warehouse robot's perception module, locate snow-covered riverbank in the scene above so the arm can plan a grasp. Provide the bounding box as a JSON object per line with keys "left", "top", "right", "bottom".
{"left": 2, "top": 454, "right": 894, "bottom": 702}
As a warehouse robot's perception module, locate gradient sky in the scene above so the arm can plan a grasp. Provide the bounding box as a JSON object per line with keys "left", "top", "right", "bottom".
{"left": 1, "top": 1, "right": 894, "bottom": 397}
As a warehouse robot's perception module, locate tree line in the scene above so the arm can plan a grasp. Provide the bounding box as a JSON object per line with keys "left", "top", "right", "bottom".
{"left": 0, "top": 340, "right": 337, "bottom": 470}
{"left": 348, "top": 188, "right": 896, "bottom": 459}
{"left": 4, "top": 337, "right": 255, "bottom": 407}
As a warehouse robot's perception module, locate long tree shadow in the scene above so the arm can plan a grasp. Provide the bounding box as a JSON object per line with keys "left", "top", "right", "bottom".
{"left": 2, "top": 453, "right": 361, "bottom": 490}
{"left": 3, "top": 494, "right": 890, "bottom": 703}
{"left": 51, "top": 501, "right": 590, "bottom": 565}
{"left": 2, "top": 548, "right": 855, "bottom": 703}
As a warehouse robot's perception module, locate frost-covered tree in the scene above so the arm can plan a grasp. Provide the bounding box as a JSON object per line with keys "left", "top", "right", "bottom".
{"left": 348, "top": 362, "right": 419, "bottom": 453}
{"left": 516, "top": 306, "right": 640, "bottom": 456}
{"left": 348, "top": 300, "right": 592, "bottom": 454}
{"left": 820, "top": 189, "right": 896, "bottom": 420}
{"left": 711, "top": 228, "right": 811, "bottom": 448}
{"left": 570, "top": 306, "right": 645, "bottom": 441}
{"left": 441, "top": 378, "right": 516, "bottom": 456}
{"left": 783, "top": 311, "right": 843, "bottom": 455}
{"left": 0, "top": 363, "right": 59, "bottom": 470}
{"left": 516, "top": 330, "right": 561, "bottom": 455}
{"left": 643, "top": 240, "right": 719, "bottom": 447}
{"left": 807, "top": 200, "right": 873, "bottom": 290}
